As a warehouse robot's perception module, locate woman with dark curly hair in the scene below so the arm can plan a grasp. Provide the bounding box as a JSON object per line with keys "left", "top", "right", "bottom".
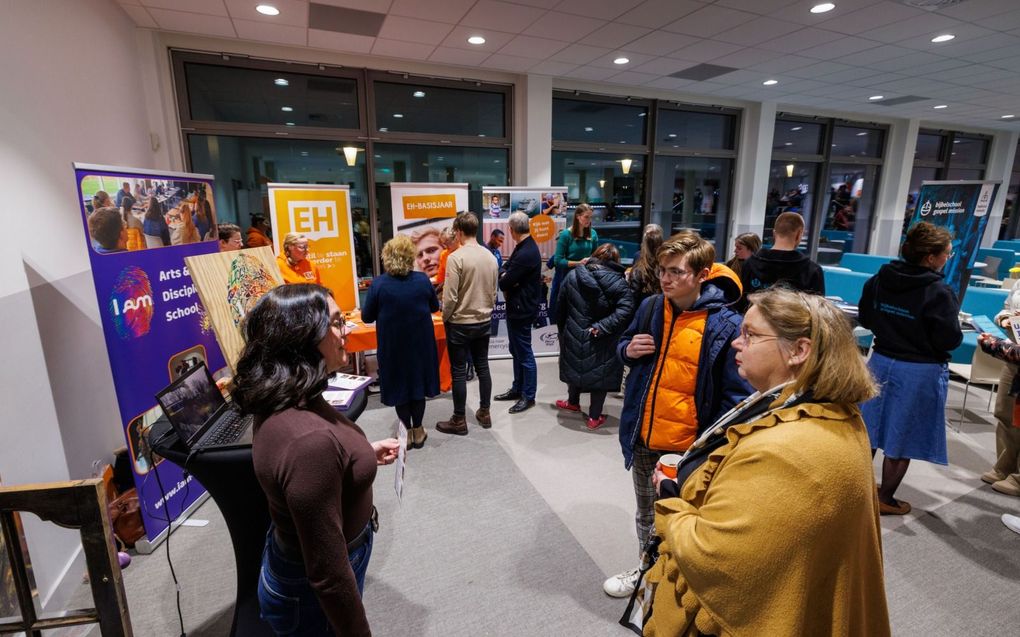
{"left": 233, "top": 284, "right": 399, "bottom": 637}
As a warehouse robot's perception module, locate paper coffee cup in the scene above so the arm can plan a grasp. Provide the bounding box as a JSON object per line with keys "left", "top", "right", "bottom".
{"left": 657, "top": 454, "right": 682, "bottom": 479}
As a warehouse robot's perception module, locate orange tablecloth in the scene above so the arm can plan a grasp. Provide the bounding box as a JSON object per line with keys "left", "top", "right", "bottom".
{"left": 345, "top": 312, "right": 452, "bottom": 392}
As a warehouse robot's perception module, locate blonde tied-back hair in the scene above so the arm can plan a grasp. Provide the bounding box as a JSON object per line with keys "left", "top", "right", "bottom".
{"left": 382, "top": 234, "right": 416, "bottom": 277}
{"left": 748, "top": 288, "right": 877, "bottom": 404}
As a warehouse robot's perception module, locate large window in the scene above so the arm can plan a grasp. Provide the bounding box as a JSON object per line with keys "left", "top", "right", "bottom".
{"left": 552, "top": 93, "right": 739, "bottom": 260}
{"left": 905, "top": 129, "right": 991, "bottom": 228}
{"left": 766, "top": 117, "right": 886, "bottom": 261}
{"left": 173, "top": 51, "right": 512, "bottom": 278}
{"left": 1000, "top": 140, "right": 1020, "bottom": 239}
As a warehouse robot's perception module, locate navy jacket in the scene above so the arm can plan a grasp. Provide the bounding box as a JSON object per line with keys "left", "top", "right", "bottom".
{"left": 616, "top": 270, "right": 752, "bottom": 469}
{"left": 499, "top": 235, "right": 542, "bottom": 322}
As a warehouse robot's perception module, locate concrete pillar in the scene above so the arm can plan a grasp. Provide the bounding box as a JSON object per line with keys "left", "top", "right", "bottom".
{"left": 870, "top": 118, "right": 919, "bottom": 256}
{"left": 981, "top": 130, "right": 1020, "bottom": 246}
{"left": 729, "top": 101, "right": 776, "bottom": 259}
{"left": 514, "top": 74, "right": 552, "bottom": 186}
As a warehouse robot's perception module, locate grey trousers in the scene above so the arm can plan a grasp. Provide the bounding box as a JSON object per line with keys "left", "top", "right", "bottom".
{"left": 992, "top": 363, "right": 1020, "bottom": 480}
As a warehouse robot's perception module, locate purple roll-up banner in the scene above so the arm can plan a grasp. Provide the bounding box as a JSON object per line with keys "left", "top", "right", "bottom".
{"left": 75, "top": 163, "right": 227, "bottom": 548}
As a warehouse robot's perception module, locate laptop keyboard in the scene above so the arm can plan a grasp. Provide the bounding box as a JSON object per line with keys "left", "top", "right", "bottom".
{"left": 203, "top": 410, "right": 252, "bottom": 446}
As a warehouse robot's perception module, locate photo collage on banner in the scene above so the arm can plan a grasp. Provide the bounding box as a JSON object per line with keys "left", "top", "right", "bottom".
{"left": 908, "top": 180, "right": 1001, "bottom": 301}
{"left": 482, "top": 187, "right": 568, "bottom": 358}
{"left": 267, "top": 184, "right": 360, "bottom": 311}
{"left": 76, "top": 164, "right": 226, "bottom": 546}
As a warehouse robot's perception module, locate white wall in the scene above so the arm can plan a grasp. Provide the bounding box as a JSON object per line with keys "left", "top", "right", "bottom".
{"left": 0, "top": 0, "right": 161, "bottom": 606}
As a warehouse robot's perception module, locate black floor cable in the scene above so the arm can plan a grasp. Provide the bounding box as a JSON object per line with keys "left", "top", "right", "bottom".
{"left": 151, "top": 460, "right": 188, "bottom": 637}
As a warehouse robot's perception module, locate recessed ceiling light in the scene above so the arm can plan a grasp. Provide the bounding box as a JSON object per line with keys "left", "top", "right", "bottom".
{"left": 413, "top": 90, "right": 426, "bottom": 98}
{"left": 584, "top": 126, "right": 594, "bottom": 132}
{"left": 868, "top": 95, "right": 884, "bottom": 101}
{"left": 393, "top": 113, "right": 404, "bottom": 118}
{"left": 763, "top": 79, "right": 778, "bottom": 86}
{"left": 931, "top": 34, "right": 955, "bottom": 43}
{"left": 467, "top": 35, "right": 486, "bottom": 45}
{"left": 810, "top": 3, "right": 836, "bottom": 13}
{"left": 256, "top": 4, "right": 280, "bottom": 16}
{"left": 933, "top": 104, "right": 948, "bottom": 109}
{"left": 614, "top": 57, "right": 630, "bottom": 65}
{"left": 274, "top": 78, "right": 289, "bottom": 86}
{"left": 1002, "top": 114, "right": 1016, "bottom": 119}
{"left": 285, "top": 122, "right": 295, "bottom": 126}
{"left": 281, "top": 106, "right": 293, "bottom": 112}
{"left": 791, "top": 126, "right": 802, "bottom": 131}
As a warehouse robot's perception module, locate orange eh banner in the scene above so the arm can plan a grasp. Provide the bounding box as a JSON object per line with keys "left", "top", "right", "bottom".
{"left": 267, "top": 184, "right": 359, "bottom": 311}
{"left": 402, "top": 194, "right": 458, "bottom": 219}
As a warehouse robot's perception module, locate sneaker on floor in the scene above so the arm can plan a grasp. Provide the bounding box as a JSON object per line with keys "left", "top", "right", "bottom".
{"left": 878, "top": 499, "right": 911, "bottom": 515}
{"left": 603, "top": 567, "right": 639, "bottom": 598}
{"left": 1002, "top": 513, "right": 1020, "bottom": 535}
{"left": 586, "top": 415, "right": 607, "bottom": 430}
{"left": 982, "top": 469, "right": 1008, "bottom": 485}
{"left": 555, "top": 399, "right": 580, "bottom": 412}
{"left": 992, "top": 476, "right": 1020, "bottom": 497}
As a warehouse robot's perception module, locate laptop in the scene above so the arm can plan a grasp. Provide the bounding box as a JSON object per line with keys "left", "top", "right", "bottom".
{"left": 155, "top": 363, "right": 253, "bottom": 451}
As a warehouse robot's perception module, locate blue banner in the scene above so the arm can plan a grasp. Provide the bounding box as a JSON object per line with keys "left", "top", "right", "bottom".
{"left": 75, "top": 164, "right": 226, "bottom": 543}
{"left": 908, "top": 180, "right": 1001, "bottom": 300}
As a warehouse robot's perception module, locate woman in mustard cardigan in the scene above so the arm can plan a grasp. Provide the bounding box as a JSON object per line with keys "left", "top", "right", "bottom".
{"left": 645, "top": 288, "right": 890, "bottom": 637}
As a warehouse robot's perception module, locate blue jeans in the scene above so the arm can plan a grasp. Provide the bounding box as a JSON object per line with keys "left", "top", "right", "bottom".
{"left": 257, "top": 525, "right": 373, "bottom": 635}
{"left": 506, "top": 318, "right": 537, "bottom": 400}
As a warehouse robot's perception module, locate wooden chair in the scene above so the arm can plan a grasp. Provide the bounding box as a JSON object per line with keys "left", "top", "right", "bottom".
{"left": 0, "top": 479, "right": 132, "bottom": 636}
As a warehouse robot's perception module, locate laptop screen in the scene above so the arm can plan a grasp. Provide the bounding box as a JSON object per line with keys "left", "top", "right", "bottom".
{"left": 155, "top": 363, "right": 226, "bottom": 446}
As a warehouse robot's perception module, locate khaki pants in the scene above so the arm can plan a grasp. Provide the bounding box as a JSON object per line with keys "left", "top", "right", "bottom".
{"left": 992, "top": 364, "right": 1020, "bottom": 480}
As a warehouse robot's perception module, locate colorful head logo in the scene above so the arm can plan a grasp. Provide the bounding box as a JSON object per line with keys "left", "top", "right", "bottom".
{"left": 227, "top": 253, "right": 277, "bottom": 327}
{"left": 109, "top": 266, "right": 154, "bottom": 339}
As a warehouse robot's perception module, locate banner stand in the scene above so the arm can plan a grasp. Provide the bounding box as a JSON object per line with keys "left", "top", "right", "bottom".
{"left": 133, "top": 492, "right": 209, "bottom": 554}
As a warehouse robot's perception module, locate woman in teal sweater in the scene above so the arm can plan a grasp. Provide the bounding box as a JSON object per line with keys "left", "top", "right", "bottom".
{"left": 549, "top": 203, "right": 598, "bottom": 318}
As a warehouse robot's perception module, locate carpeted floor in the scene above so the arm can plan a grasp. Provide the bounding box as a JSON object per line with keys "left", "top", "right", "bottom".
{"left": 58, "top": 357, "right": 1020, "bottom": 636}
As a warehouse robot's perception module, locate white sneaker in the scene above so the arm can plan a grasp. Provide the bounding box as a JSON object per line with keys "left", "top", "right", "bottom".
{"left": 1003, "top": 513, "right": 1020, "bottom": 535}
{"left": 603, "top": 567, "right": 640, "bottom": 598}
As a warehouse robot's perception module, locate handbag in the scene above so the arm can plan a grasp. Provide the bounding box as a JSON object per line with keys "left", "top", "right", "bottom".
{"left": 619, "top": 533, "right": 662, "bottom": 635}
{"left": 107, "top": 488, "right": 145, "bottom": 548}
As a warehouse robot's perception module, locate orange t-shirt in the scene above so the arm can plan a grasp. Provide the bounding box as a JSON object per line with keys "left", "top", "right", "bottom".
{"left": 277, "top": 255, "right": 322, "bottom": 285}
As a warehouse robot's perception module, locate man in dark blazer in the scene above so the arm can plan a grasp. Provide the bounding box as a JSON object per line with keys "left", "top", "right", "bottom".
{"left": 496, "top": 211, "right": 542, "bottom": 413}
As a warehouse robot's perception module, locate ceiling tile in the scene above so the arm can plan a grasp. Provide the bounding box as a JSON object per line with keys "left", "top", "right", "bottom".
{"left": 460, "top": 1, "right": 547, "bottom": 33}
{"left": 588, "top": 51, "right": 656, "bottom": 70}
{"left": 757, "top": 28, "right": 846, "bottom": 54}
{"left": 427, "top": 46, "right": 490, "bottom": 66}
{"left": 644, "top": 76, "right": 696, "bottom": 90}
{"left": 715, "top": 0, "right": 797, "bottom": 13}
{"left": 224, "top": 0, "right": 307, "bottom": 26}
{"left": 371, "top": 38, "right": 436, "bottom": 59}
{"left": 863, "top": 13, "right": 963, "bottom": 44}
{"left": 316, "top": 0, "right": 393, "bottom": 12}
{"left": 837, "top": 45, "right": 912, "bottom": 66}
{"left": 497, "top": 34, "right": 570, "bottom": 60}
{"left": 553, "top": 0, "right": 645, "bottom": 21}
{"left": 798, "top": 36, "right": 883, "bottom": 60}
{"left": 527, "top": 12, "right": 606, "bottom": 41}
{"left": 527, "top": 60, "right": 580, "bottom": 76}
{"left": 378, "top": 15, "right": 454, "bottom": 45}
{"left": 141, "top": 0, "right": 228, "bottom": 16}
{"left": 662, "top": 5, "right": 758, "bottom": 38}
{"left": 763, "top": 0, "right": 886, "bottom": 27}
{"left": 233, "top": 19, "right": 307, "bottom": 46}
{"left": 624, "top": 30, "right": 700, "bottom": 56}
{"left": 632, "top": 56, "right": 698, "bottom": 76}
{"left": 607, "top": 70, "right": 661, "bottom": 86}
{"left": 978, "top": 10, "right": 1020, "bottom": 31}
{"left": 308, "top": 29, "right": 375, "bottom": 53}
{"left": 565, "top": 65, "right": 621, "bottom": 81}
{"left": 438, "top": 26, "right": 516, "bottom": 52}
{"left": 713, "top": 47, "right": 784, "bottom": 69}
{"left": 388, "top": 0, "right": 472, "bottom": 22}
{"left": 713, "top": 16, "right": 804, "bottom": 47}
{"left": 934, "top": 32, "right": 1020, "bottom": 57}
{"left": 785, "top": 61, "right": 855, "bottom": 79}
{"left": 666, "top": 39, "right": 742, "bottom": 62}
{"left": 582, "top": 23, "right": 652, "bottom": 50}
{"left": 148, "top": 8, "right": 236, "bottom": 36}
{"left": 501, "top": 0, "right": 550, "bottom": 6}
{"left": 616, "top": 0, "right": 706, "bottom": 29}
{"left": 119, "top": 4, "right": 157, "bottom": 28}
{"left": 480, "top": 53, "right": 540, "bottom": 72}
{"left": 867, "top": 51, "right": 944, "bottom": 73}
{"left": 550, "top": 43, "right": 614, "bottom": 65}
{"left": 710, "top": 69, "right": 766, "bottom": 86}
{"left": 937, "top": 0, "right": 1018, "bottom": 21}
{"left": 816, "top": 1, "right": 924, "bottom": 36}
{"left": 747, "top": 54, "right": 818, "bottom": 74}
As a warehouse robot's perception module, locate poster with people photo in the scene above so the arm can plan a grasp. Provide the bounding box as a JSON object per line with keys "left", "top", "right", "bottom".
{"left": 388, "top": 183, "right": 469, "bottom": 280}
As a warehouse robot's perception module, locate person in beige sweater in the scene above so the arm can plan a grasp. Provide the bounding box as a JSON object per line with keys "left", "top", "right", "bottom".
{"left": 437, "top": 212, "right": 498, "bottom": 436}
{"left": 644, "top": 288, "right": 890, "bottom": 637}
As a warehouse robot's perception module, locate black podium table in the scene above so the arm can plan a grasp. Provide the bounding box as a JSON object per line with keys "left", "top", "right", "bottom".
{"left": 150, "top": 390, "right": 368, "bottom": 637}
